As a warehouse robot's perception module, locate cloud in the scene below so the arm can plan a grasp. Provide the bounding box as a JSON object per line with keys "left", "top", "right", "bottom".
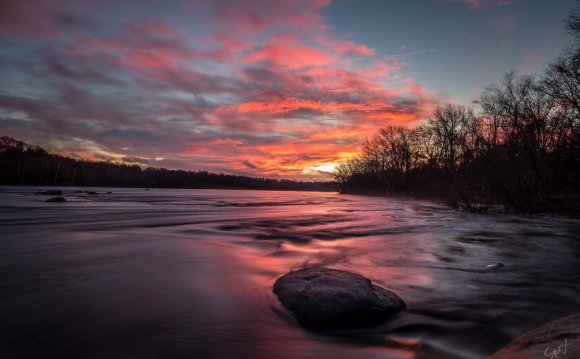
{"left": 243, "top": 45, "right": 335, "bottom": 69}
{"left": 0, "top": 0, "right": 436, "bottom": 180}
{"left": 243, "top": 160, "right": 258, "bottom": 169}
{"left": 518, "top": 42, "right": 552, "bottom": 75}
{"left": 0, "top": 1, "right": 100, "bottom": 38}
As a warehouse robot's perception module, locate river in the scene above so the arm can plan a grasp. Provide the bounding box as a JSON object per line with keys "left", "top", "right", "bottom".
{"left": 0, "top": 186, "right": 579, "bottom": 358}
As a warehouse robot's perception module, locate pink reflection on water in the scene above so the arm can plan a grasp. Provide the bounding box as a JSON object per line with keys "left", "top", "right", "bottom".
{"left": 3, "top": 188, "right": 579, "bottom": 358}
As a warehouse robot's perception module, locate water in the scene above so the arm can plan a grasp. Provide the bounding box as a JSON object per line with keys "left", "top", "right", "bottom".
{"left": 0, "top": 186, "right": 579, "bottom": 359}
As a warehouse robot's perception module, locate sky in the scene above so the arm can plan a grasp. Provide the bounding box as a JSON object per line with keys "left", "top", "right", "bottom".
{"left": 0, "top": 0, "right": 576, "bottom": 180}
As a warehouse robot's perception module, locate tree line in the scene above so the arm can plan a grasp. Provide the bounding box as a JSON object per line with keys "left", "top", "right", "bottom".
{"left": 0, "top": 136, "right": 333, "bottom": 191}
{"left": 335, "top": 11, "right": 580, "bottom": 213}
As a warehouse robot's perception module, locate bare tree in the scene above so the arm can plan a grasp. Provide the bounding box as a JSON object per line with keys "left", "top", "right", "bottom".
{"left": 428, "top": 104, "right": 472, "bottom": 173}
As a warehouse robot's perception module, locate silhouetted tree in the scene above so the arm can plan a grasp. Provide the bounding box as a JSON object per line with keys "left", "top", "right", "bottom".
{"left": 334, "top": 9, "right": 580, "bottom": 213}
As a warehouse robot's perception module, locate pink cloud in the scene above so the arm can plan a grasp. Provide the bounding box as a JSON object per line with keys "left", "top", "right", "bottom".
{"left": 0, "top": 1, "right": 64, "bottom": 38}
{"left": 243, "top": 45, "right": 335, "bottom": 69}
{"left": 518, "top": 42, "right": 552, "bottom": 75}
{"left": 337, "top": 41, "right": 375, "bottom": 57}
{"left": 0, "top": 0, "right": 437, "bottom": 180}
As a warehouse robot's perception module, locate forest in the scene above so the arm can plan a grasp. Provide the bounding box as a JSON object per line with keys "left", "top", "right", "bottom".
{"left": 0, "top": 136, "right": 332, "bottom": 192}
{"left": 334, "top": 12, "right": 580, "bottom": 213}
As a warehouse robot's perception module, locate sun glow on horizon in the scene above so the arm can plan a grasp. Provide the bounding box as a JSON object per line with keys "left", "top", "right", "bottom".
{"left": 301, "top": 162, "right": 338, "bottom": 176}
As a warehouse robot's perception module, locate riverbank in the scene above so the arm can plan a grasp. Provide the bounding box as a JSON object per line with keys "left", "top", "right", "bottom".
{"left": 338, "top": 188, "right": 580, "bottom": 217}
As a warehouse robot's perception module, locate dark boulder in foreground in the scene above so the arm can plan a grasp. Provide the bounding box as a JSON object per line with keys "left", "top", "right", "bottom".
{"left": 45, "top": 196, "right": 66, "bottom": 202}
{"left": 273, "top": 267, "right": 405, "bottom": 330}
{"left": 38, "top": 190, "right": 62, "bottom": 196}
{"left": 489, "top": 313, "right": 579, "bottom": 359}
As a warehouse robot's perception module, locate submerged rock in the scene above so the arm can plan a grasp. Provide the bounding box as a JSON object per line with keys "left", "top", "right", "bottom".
{"left": 45, "top": 196, "right": 66, "bottom": 203}
{"left": 485, "top": 263, "right": 504, "bottom": 270}
{"left": 273, "top": 267, "right": 405, "bottom": 330}
{"left": 38, "top": 190, "right": 62, "bottom": 196}
{"left": 489, "top": 313, "right": 579, "bottom": 358}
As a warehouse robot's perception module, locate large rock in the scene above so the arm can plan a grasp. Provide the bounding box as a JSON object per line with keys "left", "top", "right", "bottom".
{"left": 489, "top": 313, "right": 579, "bottom": 359}
{"left": 273, "top": 267, "right": 405, "bottom": 330}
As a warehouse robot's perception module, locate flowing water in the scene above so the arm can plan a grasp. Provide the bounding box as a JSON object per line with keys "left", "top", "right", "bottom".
{"left": 0, "top": 186, "right": 579, "bottom": 359}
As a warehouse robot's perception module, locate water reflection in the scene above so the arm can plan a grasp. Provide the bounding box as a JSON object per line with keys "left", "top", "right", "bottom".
{"left": 0, "top": 187, "right": 579, "bottom": 358}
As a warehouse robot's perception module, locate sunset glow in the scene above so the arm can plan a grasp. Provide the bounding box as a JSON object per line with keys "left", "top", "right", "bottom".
{"left": 1, "top": 2, "right": 580, "bottom": 358}
{"left": 0, "top": 0, "right": 573, "bottom": 179}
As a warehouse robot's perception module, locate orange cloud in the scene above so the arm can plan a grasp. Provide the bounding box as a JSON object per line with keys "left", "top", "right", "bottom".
{"left": 217, "top": 98, "right": 396, "bottom": 115}
{"left": 0, "top": 0, "right": 437, "bottom": 181}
